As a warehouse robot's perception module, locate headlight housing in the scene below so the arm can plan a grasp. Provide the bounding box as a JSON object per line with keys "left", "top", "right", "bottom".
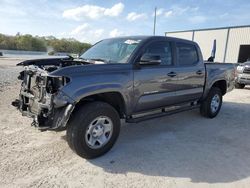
{"left": 46, "top": 76, "right": 71, "bottom": 94}
{"left": 236, "top": 65, "right": 244, "bottom": 72}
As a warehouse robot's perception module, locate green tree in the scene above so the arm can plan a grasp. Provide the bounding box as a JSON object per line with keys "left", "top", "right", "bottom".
{"left": 0, "top": 33, "right": 91, "bottom": 53}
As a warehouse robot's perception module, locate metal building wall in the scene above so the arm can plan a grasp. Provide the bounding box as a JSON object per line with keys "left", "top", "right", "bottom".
{"left": 193, "top": 29, "right": 228, "bottom": 62}
{"left": 166, "top": 31, "right": 193, "bottom": 40}
{"left": 225, "top": 27, "right": 250, "bottom": 63}
{"left": 166, "top": 25, "right": 250, "bottom": 63}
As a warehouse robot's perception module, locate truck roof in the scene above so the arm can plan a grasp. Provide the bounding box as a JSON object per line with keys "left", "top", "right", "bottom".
{"left": 106, "top": 35, "right": 197, "bottom": 45}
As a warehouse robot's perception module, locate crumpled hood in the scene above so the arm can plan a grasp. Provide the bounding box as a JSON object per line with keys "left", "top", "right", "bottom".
{"left": 16, "top": 57, "right": 72, "bottom": 66}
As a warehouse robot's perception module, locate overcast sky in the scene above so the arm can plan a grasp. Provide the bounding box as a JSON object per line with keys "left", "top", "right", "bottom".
{"left": 0, "top": 0, "right": 250, "bottom": 43}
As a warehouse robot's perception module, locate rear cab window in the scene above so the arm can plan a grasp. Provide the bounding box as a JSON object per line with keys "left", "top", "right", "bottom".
{"left": 176, "top": 42, "right": 199, "bottom": 66}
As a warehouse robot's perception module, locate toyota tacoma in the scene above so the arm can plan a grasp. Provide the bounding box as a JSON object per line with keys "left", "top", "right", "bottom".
{"left": 12, "top": 36, "right": 235, "bottom": 158}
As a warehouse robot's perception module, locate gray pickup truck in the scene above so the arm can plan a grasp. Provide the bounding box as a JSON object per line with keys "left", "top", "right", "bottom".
{"left": 13, "top": 36, "right": 235, "bottom": 158}
{"left": 235, "top": 60, "right": 250, "bottom": 89}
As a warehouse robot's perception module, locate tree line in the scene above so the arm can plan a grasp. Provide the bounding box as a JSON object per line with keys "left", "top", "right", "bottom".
{"left": 0, "top": 33, "right": 92, "bottom": 54}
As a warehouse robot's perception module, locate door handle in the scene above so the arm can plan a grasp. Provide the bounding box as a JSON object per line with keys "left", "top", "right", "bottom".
{"left": 167, "top": 72, "right": 177, "bottom": 77}
{"left": 196, "top": 70, "right": 203, "bottom": 75}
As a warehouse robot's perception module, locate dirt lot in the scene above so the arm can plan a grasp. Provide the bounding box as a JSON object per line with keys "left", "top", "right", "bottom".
{"left": 1, "top": 58, "right": 250, "bottom": 188}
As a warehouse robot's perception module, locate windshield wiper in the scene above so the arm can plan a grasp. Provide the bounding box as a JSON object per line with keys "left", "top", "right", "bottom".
{"left": 77, "top": 57, "right": 94, "bottom": 64}
{"left": 90, "top": 58, "right": 110, "bottom": 63}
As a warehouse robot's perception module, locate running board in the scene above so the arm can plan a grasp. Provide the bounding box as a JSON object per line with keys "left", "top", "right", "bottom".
{"left": 126, "top": 105, "right": 199, "bottom": 123}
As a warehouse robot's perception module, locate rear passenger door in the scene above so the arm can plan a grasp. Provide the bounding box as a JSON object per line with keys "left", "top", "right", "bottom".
{"left": 174, "top": 42, "right": 205, "bottom": 103}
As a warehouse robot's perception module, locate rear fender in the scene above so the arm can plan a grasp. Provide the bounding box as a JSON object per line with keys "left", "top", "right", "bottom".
{"left": 202, "top": 79, "right": 227, "bottom": 100}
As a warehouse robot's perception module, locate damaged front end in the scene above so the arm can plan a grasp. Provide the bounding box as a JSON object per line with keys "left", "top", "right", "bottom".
{"left": 12, "top": 58, "right": 77, "bottom": 131}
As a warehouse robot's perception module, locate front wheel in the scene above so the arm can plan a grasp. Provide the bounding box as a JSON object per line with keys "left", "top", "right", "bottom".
{"left": 67, "top": 102, "right": 120, "bottom": 159}
{"left": 200, "top": 87, "right": 222, "bottom": 118}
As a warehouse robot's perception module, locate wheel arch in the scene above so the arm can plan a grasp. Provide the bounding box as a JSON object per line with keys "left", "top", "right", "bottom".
{"left": 211, "top": 80, "right": 227, "bottom": 95}
{"left": 73, "top": 91, "right": 126, "bottom": 118}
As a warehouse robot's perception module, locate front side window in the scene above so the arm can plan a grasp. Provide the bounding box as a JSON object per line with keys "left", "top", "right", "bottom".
{"left": 144, "top": 41, "right": 172, "bottom": 65}
{"left": 80, "top": 38, "right": 142, "bottom": 63}
{"left": 176, "top": 43, "right": 199, "bottom": 66}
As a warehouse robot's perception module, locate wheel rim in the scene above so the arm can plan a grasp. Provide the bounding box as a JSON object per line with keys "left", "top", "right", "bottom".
{"left": 85, "top": 116, "right": 113, "bottom": 149}
{"left": 210, "top": 94, "right": 220, "bottom": 113}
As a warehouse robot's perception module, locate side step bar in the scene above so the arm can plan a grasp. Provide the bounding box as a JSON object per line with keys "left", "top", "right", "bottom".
{"left": 126, "top": 105, "right": 199, "bottom": 123}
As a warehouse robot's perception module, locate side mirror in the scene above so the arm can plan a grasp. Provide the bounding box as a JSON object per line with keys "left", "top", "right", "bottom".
{"left": 139, "top": 54, "right": 161, "bottom": 65}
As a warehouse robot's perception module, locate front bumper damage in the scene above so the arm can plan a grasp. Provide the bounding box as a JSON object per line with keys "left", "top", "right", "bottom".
{"left": 12, "top": 65, "right": 75, "bottom": 131}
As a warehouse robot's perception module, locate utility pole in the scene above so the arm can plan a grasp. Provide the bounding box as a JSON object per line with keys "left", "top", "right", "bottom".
{"left": 153, "top": 7, "right": 157, "bottom": 35}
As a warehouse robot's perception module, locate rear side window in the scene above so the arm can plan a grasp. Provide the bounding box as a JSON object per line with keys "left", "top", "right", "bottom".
{"left": 176, "top": 43, "right": 199, "bottom": 66}
{"left": 144, "top": 41, "right": 172, "bottom": 65}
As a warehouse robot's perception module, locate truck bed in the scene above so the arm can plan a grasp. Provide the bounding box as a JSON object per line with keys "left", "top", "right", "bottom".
{"left": 203, "top": 62, "right": 235, "bottom": 98}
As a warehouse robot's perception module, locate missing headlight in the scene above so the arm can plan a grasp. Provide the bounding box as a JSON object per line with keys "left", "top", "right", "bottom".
{"left": 46, "top": 76, "right": 70, "bottom": 94}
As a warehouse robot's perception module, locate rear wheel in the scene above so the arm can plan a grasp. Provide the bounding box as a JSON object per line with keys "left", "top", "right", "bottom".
{"left": 235, "top": 83, "right": 245, "bottom": 89}
{"left": 67, "top": 101, "right": 120, "bottom": 159}
{"left": 200, "top": 87, "right": 222, "bottom": 118}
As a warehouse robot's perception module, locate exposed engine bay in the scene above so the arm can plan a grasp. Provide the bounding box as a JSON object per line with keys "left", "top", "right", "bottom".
{"left": 12, "top": 57, "right": 90, "bottom": 131}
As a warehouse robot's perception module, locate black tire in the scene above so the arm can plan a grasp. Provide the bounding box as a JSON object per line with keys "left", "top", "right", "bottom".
{"left": 67, "top": 101, "right": 120, "bottom": 159}
{"left": 200, "top": 87, "right": 222, "bottom": 118}
{"left": 235, "top": 82, "right": 245, "bottom": 89}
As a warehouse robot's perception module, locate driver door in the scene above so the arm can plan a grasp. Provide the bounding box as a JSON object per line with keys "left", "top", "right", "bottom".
{"left": 133, "top": 40, "right": 179, "bottom": 112}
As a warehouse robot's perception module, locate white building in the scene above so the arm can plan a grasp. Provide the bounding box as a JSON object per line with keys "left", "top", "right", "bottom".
{"left": 165, "top": 25, "right": 250, "bottom": 63}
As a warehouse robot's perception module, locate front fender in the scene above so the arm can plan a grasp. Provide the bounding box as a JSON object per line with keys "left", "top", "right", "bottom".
{"left": 70, "top": 83, "right": 126, "bottom": 102}
{"left": 51, "top": 65, "right": 134, "bottom": 115}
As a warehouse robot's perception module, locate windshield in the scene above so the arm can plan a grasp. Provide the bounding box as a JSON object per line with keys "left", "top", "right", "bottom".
{"left": 80, "top": 38, "right": 142, "bottom": 63}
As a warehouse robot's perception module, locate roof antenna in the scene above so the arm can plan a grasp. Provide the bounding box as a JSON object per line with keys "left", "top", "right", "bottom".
{"left": 153, "top": 7, "right": 157, "bottom": 35}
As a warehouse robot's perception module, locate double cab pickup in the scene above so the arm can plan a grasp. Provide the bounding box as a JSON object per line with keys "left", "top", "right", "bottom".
{"left": 13, "top": 36, "right": 235, "bottom": 158}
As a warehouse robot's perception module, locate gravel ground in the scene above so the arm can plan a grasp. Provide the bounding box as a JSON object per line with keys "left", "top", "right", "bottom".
{"left": 0, "top": 58, "right": 250, "bottom": 188}
{"left": 0, "top": 58, "right": 23, "bottom": 91}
